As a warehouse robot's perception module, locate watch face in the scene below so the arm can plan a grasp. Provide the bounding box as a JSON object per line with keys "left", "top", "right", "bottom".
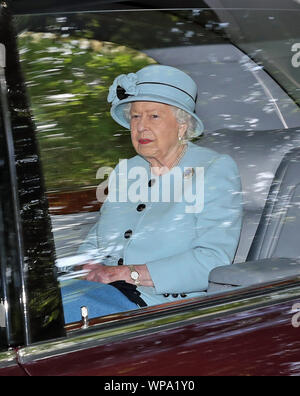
{"left": 131, "top": 271, "right": 139, "bottom": 281}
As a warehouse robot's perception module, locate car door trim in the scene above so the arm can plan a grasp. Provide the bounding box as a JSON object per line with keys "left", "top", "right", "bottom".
{"left": 17, "top": 280, "right": 300, "bottom": 365}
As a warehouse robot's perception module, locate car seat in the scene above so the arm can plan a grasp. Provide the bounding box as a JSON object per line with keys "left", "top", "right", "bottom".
{"left": 208, "top": 147, "right": 300, "bottom": 292}
{"left": 247, "top": 147, "right": 300, "bottom": 260}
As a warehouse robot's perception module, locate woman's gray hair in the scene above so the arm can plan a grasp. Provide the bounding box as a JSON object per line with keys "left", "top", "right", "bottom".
{"left": 172, "top": 107, "right": 198, "bottom": 140}
{"left": 122, "top": 103, "right": 198, "bottom": 141}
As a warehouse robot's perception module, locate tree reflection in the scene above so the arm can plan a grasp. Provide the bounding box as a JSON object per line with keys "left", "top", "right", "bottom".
{"left": 18, "top": 32, "right": 156, "bottom": 192}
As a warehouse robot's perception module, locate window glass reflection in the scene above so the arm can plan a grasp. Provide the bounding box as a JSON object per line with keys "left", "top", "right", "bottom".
{"left": 15, "top": 9, "right": 300, "bottom": 324}
{"left": 18, "top": 31, "right": 156, "bottom": 261}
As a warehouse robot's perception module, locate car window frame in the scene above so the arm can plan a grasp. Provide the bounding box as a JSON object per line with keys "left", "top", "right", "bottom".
{"left": 0, "top": 38, "right": 28, "bottom": 349}
{"left": 19, "top": 277, "right": 300, "bottom": 365}
{"left": 0, "top": 3, "right": 65, "bottom": 349}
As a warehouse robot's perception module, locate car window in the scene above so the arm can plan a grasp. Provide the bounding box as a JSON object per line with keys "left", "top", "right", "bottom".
{"left": 14, "top": 8, "right": 300, "bottom": 325}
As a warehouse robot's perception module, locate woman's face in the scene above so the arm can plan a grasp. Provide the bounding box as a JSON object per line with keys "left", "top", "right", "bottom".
{"left": 130, "top": 101, "right": 186, "bottom": 163}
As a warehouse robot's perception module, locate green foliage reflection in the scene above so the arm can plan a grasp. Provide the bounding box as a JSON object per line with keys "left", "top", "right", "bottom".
{"left": 18, "top": 32, "right": 156, "bottom": 192}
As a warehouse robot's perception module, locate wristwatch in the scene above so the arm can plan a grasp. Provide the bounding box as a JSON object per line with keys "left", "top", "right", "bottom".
{"left": 129, "top": 265, "right": 141, "bottom": 286}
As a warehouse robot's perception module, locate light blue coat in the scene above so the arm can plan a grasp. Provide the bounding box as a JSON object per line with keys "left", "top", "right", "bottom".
{"left": 79, "top": 141, "right": 243, "bottom": 307}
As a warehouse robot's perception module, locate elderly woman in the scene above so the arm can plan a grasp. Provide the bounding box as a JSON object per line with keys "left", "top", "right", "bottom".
{"left": 61, "top": 65, "right": 243, "bottom": 323}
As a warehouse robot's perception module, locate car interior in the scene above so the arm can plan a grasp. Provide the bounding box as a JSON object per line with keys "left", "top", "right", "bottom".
{"left": 13, "top": 6, "right": 300, "bottom": 308}
{"left": 157, "top": 20, "right": 300, "bottom": 292}
{"left": 51, "top": 44, "right": 300, "bottom": 295}
{"left": 208, "top": 145, "right": 300, "bottom": 292}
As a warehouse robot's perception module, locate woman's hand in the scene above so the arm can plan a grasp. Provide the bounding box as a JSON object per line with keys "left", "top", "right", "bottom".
{"left": 82, "top": 262, "right": 154, "bottom": 287}
{"left": 82, "top": 263, "right": 123, "bottom": 284}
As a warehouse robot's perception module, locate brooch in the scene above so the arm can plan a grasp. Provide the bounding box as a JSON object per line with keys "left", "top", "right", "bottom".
{"left": 183, "top": 168, "right": 195, "bottom": 179}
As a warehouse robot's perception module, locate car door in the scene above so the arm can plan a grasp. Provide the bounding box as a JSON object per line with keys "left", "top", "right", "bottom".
{"left": 1, "top": 0, "right": 300, "bottom": 377}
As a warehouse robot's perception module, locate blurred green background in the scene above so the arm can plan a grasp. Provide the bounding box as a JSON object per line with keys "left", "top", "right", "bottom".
{"left": 18, "top": 32, "right": 156, "bottom": 192}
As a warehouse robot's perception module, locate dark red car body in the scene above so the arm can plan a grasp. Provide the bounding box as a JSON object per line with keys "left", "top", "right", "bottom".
{"left": 0, "top": 0, "right": 300, "bottom": 377}
{"left": 1, "top": 285, "right": 300, "bottom": 376}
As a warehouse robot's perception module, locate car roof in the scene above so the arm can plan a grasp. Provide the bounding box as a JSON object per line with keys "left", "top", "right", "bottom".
{"left": 10, "top": 0, "right": 206, "bottom": 15}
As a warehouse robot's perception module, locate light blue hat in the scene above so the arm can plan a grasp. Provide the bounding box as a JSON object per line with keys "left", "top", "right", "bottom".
{"left": 107, "top": 65, "right": 204, "bottom": 137}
